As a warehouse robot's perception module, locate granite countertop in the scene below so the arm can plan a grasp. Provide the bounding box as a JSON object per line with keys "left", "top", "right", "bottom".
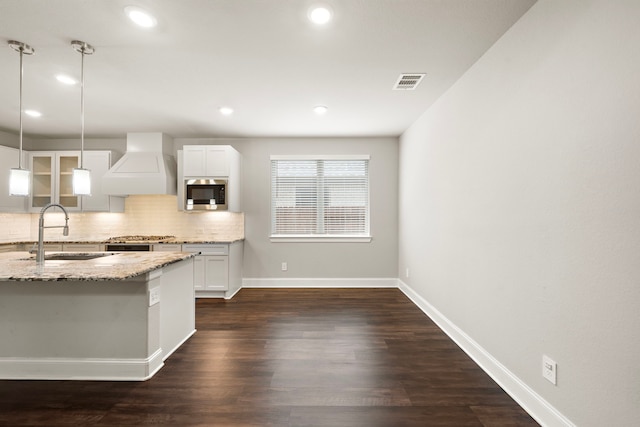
{"left": 0, "top": 238, "right": 244, "bottom": 245}
{"left": 0, "top": 251, "right": 195, "bottom": 282}
{"left": 165, "top": 238, "right": 244, "bottom": 244}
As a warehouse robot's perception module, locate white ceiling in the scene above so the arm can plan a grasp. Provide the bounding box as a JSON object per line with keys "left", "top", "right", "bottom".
{"left": 0, "top": 0, "right": 536, "bottom": 139}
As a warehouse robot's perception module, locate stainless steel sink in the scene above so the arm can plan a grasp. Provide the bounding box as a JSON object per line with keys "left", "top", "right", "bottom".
{"left": 44, "top": 253, "right": 115, "bottom": 261}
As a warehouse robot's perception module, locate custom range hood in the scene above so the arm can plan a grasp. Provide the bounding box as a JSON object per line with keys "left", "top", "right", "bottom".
{"left": 102, "top": 132, "right": 177, "bottom": 195}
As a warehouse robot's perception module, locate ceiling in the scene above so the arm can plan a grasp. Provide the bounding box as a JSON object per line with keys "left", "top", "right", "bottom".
{"left": 0, "top": 0, "right": 536, "bottom": 139}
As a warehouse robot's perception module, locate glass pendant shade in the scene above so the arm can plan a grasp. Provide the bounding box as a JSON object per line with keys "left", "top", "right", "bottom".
{"left": 9, "top": 168, "right": 30, "bottom": 196}
{"left": 72, "top": 168, "right": 91, "bottom": 196}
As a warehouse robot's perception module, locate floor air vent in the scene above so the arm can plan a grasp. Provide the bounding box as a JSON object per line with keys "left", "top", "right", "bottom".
{"left": 393, "top": 73, "right": 426, "bottom": 90}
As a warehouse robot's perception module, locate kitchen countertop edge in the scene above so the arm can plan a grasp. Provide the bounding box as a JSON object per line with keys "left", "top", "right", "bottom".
{"left": 0, "top": 238, "right": 245, "bottom": 245}
{"left": 0, "top": 252, "right": 197, "bottom": 282}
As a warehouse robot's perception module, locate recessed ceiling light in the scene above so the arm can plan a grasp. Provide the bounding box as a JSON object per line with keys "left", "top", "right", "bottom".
{"left": 56, "top": 74, "right": 77, "bottom": 85}
{"left": 313, "top": 105, "right": 328, "bottom": 115}
{"left": 219, "top": 107, "right": 234, "bottom": 116}
{"left": 308, "top": 6, "right": 332, "bottom": 25}
{"left": 25, "top": 110, "right": 42, "bottom": 118}
{"left": 124, "top": 6, "right": 158, "bottom": 28}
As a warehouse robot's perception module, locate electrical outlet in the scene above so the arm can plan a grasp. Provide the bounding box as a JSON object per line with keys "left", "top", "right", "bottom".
{"left": 542, "top": 355, "right": 557, "bottom": 385}
{"left": 281, "top": 262, "right": 288, "bottom": 271}
{"left": 405, "top": 268, "right": 410, "bottom": 278}
{"left": 149, "top": 287, "right": 160, "bottom": 306}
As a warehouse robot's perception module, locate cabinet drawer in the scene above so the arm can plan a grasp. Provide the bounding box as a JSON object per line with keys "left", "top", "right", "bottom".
{"left": 63, "top": 243, "right": 103, "bottom": 252}
{"left": 0, "top": 244, "right": 19, "bottom": 253}
{"left": 182, "top": 244, "right": 228, "bottom": 255}
{"left": 153, "top": 244, "right": 183, "bottom": 252}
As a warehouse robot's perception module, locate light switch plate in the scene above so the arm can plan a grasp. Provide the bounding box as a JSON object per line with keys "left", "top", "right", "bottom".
{"left": 542, "top": 355, "right": 557, "bottom": 385}
{"left": 149, "top": 287, "right": 160, "bottom": 306}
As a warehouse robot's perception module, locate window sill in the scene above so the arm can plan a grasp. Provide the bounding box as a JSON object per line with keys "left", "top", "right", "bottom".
{"left": 270, "top": 235, "right": 372, "bottom": 243}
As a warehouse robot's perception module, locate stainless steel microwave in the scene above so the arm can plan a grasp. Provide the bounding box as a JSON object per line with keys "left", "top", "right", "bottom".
{"left": 185, "top": 178, "right": 227, "bottom": 211}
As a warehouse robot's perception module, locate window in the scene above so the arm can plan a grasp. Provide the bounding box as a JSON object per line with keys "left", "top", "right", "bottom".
{"left": 271, "top": 155, "right": 370, "bottom": 242}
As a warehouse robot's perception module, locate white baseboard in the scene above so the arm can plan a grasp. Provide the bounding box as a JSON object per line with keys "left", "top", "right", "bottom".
{"left": 398, "top": 280, "right": 575, "bottom": 427}
{"left": 242, "top": 277, "right": 398, "bottom": 288}
{"left": 225, "top": 286, "right": 243, "bottom": 299}
{"left": 0, "top": 348, "right": 164, "bottom": 381}
{"left": 162, "top": 329, "right": 196, "bottom": 362}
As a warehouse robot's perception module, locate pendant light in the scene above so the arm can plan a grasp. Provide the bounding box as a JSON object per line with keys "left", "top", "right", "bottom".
{"left": 71, "top": 40, "right": 94, "bottom": 196}
{"left": 8, "top": 40, "right": 34, "bottom": 197}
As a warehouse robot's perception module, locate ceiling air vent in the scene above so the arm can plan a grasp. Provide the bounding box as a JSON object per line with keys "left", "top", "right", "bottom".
{"left": 393, "top": 73, "right": 426, "bottom": 90}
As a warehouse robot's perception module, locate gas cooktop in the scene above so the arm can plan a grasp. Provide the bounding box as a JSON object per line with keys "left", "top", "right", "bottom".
{"left": 105, "top": 235, "right": 176, "bottom": 243}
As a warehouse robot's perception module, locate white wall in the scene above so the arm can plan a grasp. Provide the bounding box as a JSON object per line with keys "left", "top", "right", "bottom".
{"left": 28, "top": 137, "right": 126, "bottom": 161}
{"left": 398, "top": 1, "right": 640, "bottom": 425}
{"left": 176, "top": 137, "right": 399, "bottom": 281}
{"left": 2, "top": 135, "right": 397, "bottom": 283}
{"left": 0, "top": 130, "right": 19, "bottom": 149}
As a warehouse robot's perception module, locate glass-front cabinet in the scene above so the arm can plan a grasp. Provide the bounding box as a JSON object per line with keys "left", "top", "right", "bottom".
{"left": 29, "top": 151, "right": 81, "bottom": 212}
{"left": 57, "top": 154, "right": 80, "bottom": 208}
{"left": 27, "top": 150, "right": 124, "bottom": 213}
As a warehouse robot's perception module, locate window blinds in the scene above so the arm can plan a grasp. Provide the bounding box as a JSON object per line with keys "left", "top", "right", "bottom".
{"left": 271, "top": 157, "right": 370, "bottom": 237}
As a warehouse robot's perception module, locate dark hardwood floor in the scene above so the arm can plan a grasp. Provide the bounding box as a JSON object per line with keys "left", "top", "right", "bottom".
{"left": 0, "top": 288, "right": 539, "bottom": 426}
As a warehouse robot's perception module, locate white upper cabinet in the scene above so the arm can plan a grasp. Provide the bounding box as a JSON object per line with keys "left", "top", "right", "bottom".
{"left": 179, "top": 145, "right": 242, "bottom": 212}
{"left": 29, "top": 151, "right": 81, "bottom": 212}
{"left": 80, "top": 151, "right": 125, "bottom": 213}
{"left": 28, "top": 150, "right": 124, "bottom": 213}
{"left": 0, "top": 145, "right": 28, "bottom": 212}
{"left": 183, "top": 145, "right": 229, "bottom": 177}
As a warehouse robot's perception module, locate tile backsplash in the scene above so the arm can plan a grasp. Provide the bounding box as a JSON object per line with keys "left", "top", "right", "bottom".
{"left": 0, "top": 213, "right": 32, "bottom": 242}
{"left": 0, "top": 195, "right": 244, "bottom": 243}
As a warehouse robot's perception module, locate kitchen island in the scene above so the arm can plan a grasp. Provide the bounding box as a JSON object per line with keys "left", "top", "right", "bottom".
{"left": 0, "top": 251, "right": 196, "bottom": 381}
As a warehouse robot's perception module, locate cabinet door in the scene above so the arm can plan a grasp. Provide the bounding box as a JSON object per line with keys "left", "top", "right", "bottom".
{"left": 204, "top": 255, "right": 229, "bottom": 291}
{"left": 29, "top": 151, "right": 81, "bottom": 212}
{"left": 30, "top": 152, "right": 55, "bottom": 210}
{"left": 204, "top": 147, "right": 228, "bottom": 176}
{"left": 80, "top": 151, "right": 124, "bottom": 212}
{"left": 183, "top": 145, "right": 229, "bottom": 177}
{"left": 193, "top": 256, "right": 206, "bottom": 291}
{"left": 56, "top": 153, "right": 80, "bottom": 209}
{"left": 183, "top": 146, "right": 206, "bottom": 177}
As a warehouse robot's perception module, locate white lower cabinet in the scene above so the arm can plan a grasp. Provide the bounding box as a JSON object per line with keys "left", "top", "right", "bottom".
{"left": 184, "top": 244, "right": 229, "bottom": 292}
{"left": 63, "top": 243, "right": 104, "bottom": 252}
{"left": 152, "top": 244, "right": 183, "bottom": 252}
{"left": 193, "top": 255, "right": 229, "bottom": 291}
{"left": 39, "top": 244, "right": 63, "bottom": 252}
{"left": 183, "top": 242, "right": 242, "bottom": 298}
{"left": 17, "top": 243, "right": 100, "bottom": 253}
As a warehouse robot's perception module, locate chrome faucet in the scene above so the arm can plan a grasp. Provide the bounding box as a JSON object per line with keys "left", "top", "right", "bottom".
{"left": 37, "top": 203, "right": 70, "bottom": 265}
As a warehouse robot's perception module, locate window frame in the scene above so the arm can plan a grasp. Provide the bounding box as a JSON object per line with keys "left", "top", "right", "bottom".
{"left": 270, "top": 154, "right": 372, "bottom": 243}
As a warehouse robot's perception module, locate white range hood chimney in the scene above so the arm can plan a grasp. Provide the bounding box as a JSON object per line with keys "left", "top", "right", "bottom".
{"left": 102, "top": 132, "right": 177, "bottom": 195}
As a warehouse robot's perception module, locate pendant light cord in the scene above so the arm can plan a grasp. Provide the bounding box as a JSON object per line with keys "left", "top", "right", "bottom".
{"left": 71, "top": 41, "right": 94, "bottom": 170}
{"left": 8, "top": 41, "right": 34, "bottom": 170}
{"left": 18, "top": 46, "right": 24, "bottom": 169}
{"left": 80, "top": 46, "right": 85, "bottom": 169}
